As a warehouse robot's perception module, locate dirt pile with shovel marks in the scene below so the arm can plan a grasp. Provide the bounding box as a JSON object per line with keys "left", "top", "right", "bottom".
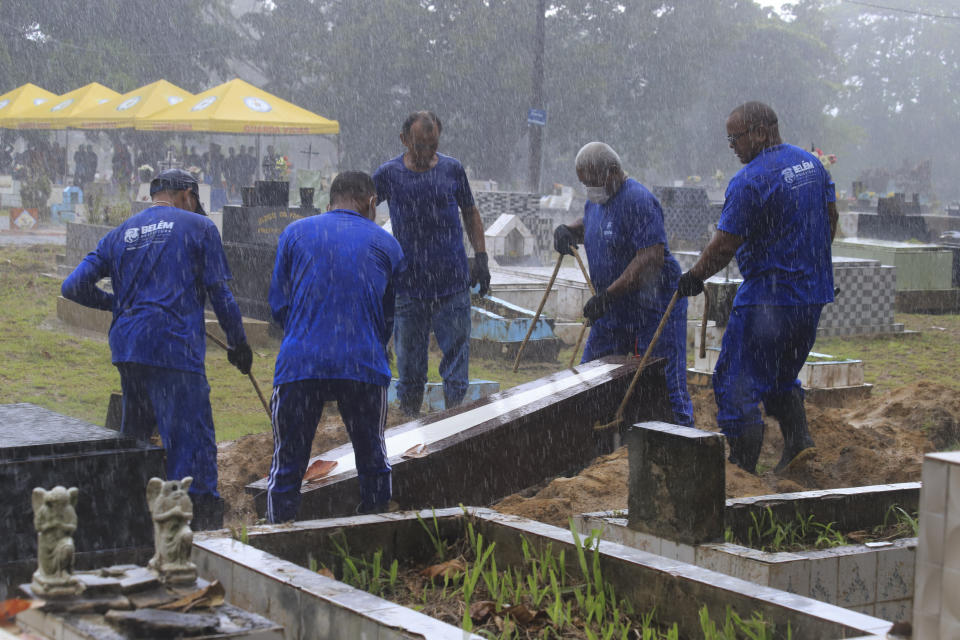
{"left": 217, "top": 382, "right": 958, "bottom": 529}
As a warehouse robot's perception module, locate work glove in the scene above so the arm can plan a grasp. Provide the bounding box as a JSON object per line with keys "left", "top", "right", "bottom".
{"left": 227, "top": 342, "right": 253, "bottom": 375}
{"left": 583, "top": 289, "right": 614, "bottom": 324}
{"left": 469, "top": 251, "right": 491, "bottom": 297}
{"left": 677, "top": 271, "right": 704, "bottom": 297}
{"left": 553, "top": 224, "right": 578, "bottom": 256}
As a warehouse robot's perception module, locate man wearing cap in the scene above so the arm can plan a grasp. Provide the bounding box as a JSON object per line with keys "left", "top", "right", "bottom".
{"left": 266, "top": 171, "right": 403, "bottom": 521}
{"left": 62, "top": 168, "right": 251, "bottom": 530}
{"left": 677, "top": 102, "right": 837, "bottom": 474}
{"left": 372, "top": 111, "right": 490, "bottom": 416}
{"left": 554, "top": 142, "right": 694, "bottom": 428}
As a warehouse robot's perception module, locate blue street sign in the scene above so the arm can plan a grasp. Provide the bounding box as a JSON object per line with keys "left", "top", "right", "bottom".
{"left": 527, "top": 108, "right": 547, "bottom": 126}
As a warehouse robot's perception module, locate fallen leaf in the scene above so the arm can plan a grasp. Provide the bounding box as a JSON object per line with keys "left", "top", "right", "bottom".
{"left": 470, "top": 600, "right": 496, "bottom": 623}
{"left": 502, "top": 603, "right": 540, "bottom": 625}
{"left": 317, "top": 568, "right": 335, "bottom": 579}
{"left": 1, "top": 598, "right": 33, "bottom": 623}
{"left": 420, "top": 557, "right": 465, "bottom": 580}
{"left": 157, "top": 580, "right": 225, "bottom": 612}
{"left": 304, "top": 459, "right": 337, "bottom": 482}
{"left": 846, "top": 530, "right": 869, "bottom": 543}
{"left": 401, "top": 443, "right": 428, "bottom": 458}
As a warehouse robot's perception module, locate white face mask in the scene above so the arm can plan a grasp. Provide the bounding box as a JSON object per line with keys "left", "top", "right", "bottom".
{"left": 585, "top": 186, "right": 610, "bottom": 205}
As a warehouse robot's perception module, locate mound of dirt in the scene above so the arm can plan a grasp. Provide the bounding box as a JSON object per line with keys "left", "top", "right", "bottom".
{"left": 215, "top": 382, "right": 960, "bottom": 529}
{"left": 494, "top": 382, "right": 960, "bottom": 528}
{"left": 217, "top": 406, "right": 409, "bottom": 526}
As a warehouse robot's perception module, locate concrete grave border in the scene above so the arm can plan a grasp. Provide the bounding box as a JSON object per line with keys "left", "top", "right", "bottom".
{"left": 193, "top": 508, "right": 892, "bottom": 639}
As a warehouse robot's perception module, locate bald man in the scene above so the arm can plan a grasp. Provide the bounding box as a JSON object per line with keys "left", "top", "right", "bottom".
{"left": 677, "top": 102, "right": 838, "bottom": 474}
{"left": 554, "top": 142, "right": 693, "bottom": 427}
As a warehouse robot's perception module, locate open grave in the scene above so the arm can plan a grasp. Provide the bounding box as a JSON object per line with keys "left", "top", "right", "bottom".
{"left": 245, "top": 356, "right": 675, "bottom": 520}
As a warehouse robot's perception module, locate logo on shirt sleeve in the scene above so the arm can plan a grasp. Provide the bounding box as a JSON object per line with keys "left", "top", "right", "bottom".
{"left": 781, "top": 167, "right": 795, "bottom": 184}
{"left": 124, "top": 228, "right": 140, "bottom": 243}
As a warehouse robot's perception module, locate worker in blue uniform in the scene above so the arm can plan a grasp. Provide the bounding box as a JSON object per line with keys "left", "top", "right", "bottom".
{"left": 266, "top": 171, "right": 404, "bottom": 522}
{"left": 62, "top": 168, "right": 251, "bottom": 529}
{"left": 373, "top": 111, "right": 490, "bottom": 416}
{"left": 677, "top": 102, "right": 838, "bottom": 474}
{"left": 554, "top": 142, "right": 694, "bottom": 427}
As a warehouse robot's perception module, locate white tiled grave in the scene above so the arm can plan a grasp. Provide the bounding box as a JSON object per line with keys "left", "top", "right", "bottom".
{"left": 577, "top": 484, "right": 920, "bottom": 622}
{"left": 913, "top": 451, "right": 960, "bottom": 639}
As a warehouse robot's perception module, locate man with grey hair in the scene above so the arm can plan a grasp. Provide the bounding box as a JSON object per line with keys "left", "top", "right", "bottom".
{"left": 554, "top": 142, "right": 693, "bottom": 427}
{"left": 373, "top": 111, "right": 490, "bottom": 416}
{"left": 677, "top": 101, "right": 837, "bottom": 474}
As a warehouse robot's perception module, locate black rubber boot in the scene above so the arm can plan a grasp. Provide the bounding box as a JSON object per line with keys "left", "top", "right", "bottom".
{"left": 399, "top": 391, "right": 424, "bottom": 418}
{"left": 355, "top": 500, "right": 400, "bottom": 515}
{"left": 191, "top": 494, "right": 225, "bottom": 531}
{"left": 728, "top": 422, "right": 764, "bottom": 474}
{"left": 772, "top": 388, "right": 816, "bottom": 473}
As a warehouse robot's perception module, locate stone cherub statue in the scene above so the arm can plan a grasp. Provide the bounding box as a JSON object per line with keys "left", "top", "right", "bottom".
{"left": 146, "top": 477, "right": 197, "bottom": 585}
{"left": 31, "top": 485, "right": 85, "bottom": 598}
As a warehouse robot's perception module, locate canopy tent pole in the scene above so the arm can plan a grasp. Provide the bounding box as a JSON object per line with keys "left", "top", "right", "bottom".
{"left": 256, "top": 133, "right": 261, "bottom": 181}
{"left": 64, "top": 129, "right": 69, "bottom": 185}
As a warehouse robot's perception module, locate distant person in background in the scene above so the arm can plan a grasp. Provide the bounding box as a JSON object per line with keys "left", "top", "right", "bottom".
{"left": 73, "top": 145, "right": 87, "bottom": 188}
{"left": 205, "top": 143, "right": 225, "bottom": 188}
{"left": 84, "top": 145, "right": 98, "bottom": 186}
{"left": 186, "top": 146, "right": 201, "bottom": 171}
{"left": 677, "top": 101, "right": 837, "bottom": 475}
{"left": 111, "top": 143, "right": 132, "bottom": 194}
{"left": 225, "top": 147, "right": 239, "bottom": 200}
{"left": 266, "top": 171, "right": 403, "bottom": 521}
{"left": 372, "top": 110, "right": 490, "bottom": 416}
{"left": 51, "top": 142, "right": 66, "bottom": 183}
{"left": 237, "top": 145, "right": 255, "bottom": 188}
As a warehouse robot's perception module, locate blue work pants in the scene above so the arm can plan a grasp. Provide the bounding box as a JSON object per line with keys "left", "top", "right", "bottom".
{"left": 116, "top": 363, "right": 219, "bottom": 498}
{"left": 394, "top": 289, "right": 471, "bottom": 412}
{"left": 714, "top": 304, "right": 823, "bottom": 437}
{"left": 582, "top": 298, "right": 694, "bottom": 427}
{"left": 266, "top": 378, "right": 389, "bottom": 523}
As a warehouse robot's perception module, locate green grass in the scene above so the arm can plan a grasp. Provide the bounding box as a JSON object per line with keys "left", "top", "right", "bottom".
{"left": 0, "top": 245, "right": 575, "bottom": 441}
{"left": 5, "top": 244, "right": 959, "bottom": 441}
{"left": 814, "top": 314, "right": 960, "bottom": 394}
{"left": 0, "top": 244, "right": 276, "bottom": 440}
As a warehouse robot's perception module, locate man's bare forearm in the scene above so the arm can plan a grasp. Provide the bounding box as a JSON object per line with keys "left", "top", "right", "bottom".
{"left": 688, "top": 230, "right": 743, "bottom": 281}
{"left": 606, "top": 244, "right": 664, "bottom": 297}
{"left": 463, "top": 205, "right": 486, "bottom": 253}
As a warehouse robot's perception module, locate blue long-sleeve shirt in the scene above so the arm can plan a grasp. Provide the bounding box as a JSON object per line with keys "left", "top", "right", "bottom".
{"left": 270, "top": 209, "right": 403, "bottom": 387}
{"left": 62, "top": 205, "right": 246, "bottom": 375}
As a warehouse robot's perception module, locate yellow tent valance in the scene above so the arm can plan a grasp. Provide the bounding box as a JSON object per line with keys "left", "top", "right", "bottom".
{"left": 136, "top": 78, "right": 339, "bottom": 135}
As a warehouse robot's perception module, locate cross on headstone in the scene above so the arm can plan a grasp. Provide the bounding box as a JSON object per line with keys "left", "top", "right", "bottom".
{"left": 300, "top": 142, "right": 322, "bottom": 170}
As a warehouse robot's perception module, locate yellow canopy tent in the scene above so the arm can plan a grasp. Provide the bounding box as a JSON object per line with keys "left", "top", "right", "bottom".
{"left": 65, "top": 80, "right": 193, "bottom": 129}
{"left": 0, "top": 84, "right": 58, "bottom": 129}
{"left": 11, "top": 82, "right": 120, "bottom": 130}
{"left": 135, "top": 78, "right": 339, "bottom": 134}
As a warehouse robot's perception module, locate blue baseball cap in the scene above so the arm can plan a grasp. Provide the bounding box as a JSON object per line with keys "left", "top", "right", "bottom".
{"left": 150, "top": 168, "right": 205, "bottom": 215}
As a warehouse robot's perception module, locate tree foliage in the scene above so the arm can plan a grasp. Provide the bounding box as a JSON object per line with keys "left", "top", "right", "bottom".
{"left": 1, "top": 0, "right": 958, "bottom": 199}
